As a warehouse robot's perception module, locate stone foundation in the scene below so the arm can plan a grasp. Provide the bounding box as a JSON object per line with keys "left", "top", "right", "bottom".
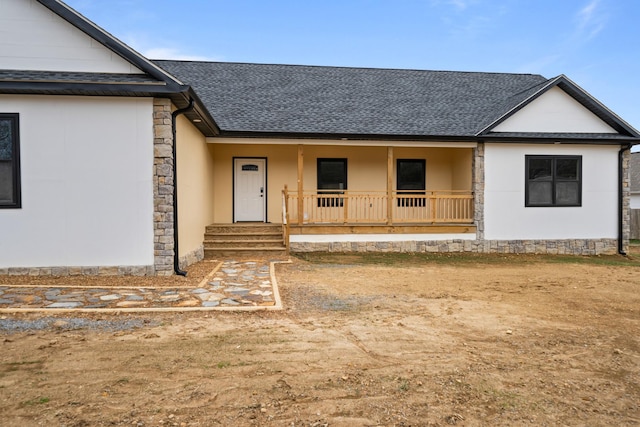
{"left": 0, "top": 265, "right": 156, "bottom": 277}
{"left": 0, "top": 246, "right": 205, "bottom": 277}
{"left": 290, "top": 238, "right": 619, "bottom": 256}
{"left": 178, "top": 245, "right": 205, "bottom": 270}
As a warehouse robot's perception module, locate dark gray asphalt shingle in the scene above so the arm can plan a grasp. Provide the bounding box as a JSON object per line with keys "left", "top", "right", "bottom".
{"left": 153, "top": 61, "right": 548, "bottom": 136}
{"left": 0, "top": 69, "right": 161, "bottom": 85}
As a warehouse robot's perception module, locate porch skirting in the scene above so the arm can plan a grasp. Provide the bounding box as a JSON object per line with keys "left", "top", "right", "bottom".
{"left": 290, "top": 238, "right": 618, "bottom": 256}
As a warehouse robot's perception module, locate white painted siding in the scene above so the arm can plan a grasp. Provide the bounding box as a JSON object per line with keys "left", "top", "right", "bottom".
{"left": 0, "top": 95, "right": 154, "bottom": 268}
{"left": 631, "top": 194, "right": 640, "bottom": 209}
{"left": 493, "top": 87, "right": 617, "bottom": 133}
{"left": 484, "top": 143, "right": 618, "bottom": 240}
{"left": 0, "top": 0, "right": 142, "bottom": 73}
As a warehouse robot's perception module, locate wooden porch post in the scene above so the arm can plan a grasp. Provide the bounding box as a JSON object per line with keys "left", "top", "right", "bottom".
{"left": 387, "top": 146, "right": 393, "bottom": 225}
{"left": 297, "top": 144, "right": 304, "bottom": 225}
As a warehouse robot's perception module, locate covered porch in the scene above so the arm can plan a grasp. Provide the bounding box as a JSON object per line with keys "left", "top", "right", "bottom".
{"left": 202, "top": 139, "right": 479, "bottom": 253}
{"left": 278, "top": 143, "right": 477, "bottom": 244}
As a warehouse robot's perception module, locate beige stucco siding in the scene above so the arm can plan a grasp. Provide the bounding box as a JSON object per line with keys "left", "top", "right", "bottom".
{"left": 210, "top": 144, "right": 298, "bottom": 223}
{"left": 394, "top": 147, "right": 472, "bottom": 191}
{"left": 176, "top": 115, "right": 216, "bottom": 257}
{"left": 451, "top": 148, "right": 473, "bottom": 190}
{"left": 304, "top": 146, "right": 472, "bottom": 191}
{"left": 302, "top": 145, "right": 388, "bottom": 190}
{"left": 209, "top": 142, "right": 473, "bottom": 223}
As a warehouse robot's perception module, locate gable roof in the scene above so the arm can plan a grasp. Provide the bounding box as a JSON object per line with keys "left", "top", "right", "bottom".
{"left": 153, "top": 60, "right": 640, "bottom": 142}
{"left": 35, "top": 0, "right": 182, "bottom": 86}
{"left": 154, "top": 60, "right": 551, "bottom": 139}
{"left": 1, "top": 0, "right": 182, "bottom": 95}
{"left": 479, "top": 75, "right": 640, "bottom": 139}
{"left": 2, "top": 1, "right": 637, "bottom": 143}
{"left": 0, "top": 0, "right": 219, "bottom": 136}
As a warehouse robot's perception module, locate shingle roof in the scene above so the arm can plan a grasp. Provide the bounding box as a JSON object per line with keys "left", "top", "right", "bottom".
{"left": 0, "top": 70, "right": 162, "bottom": 85}
{"left": 631, "top": 152, "right": 640, "bottom": 193}
{"left": 153, "top": 61, "right": 549, "bottom": 137}
{"left": 0, "top": 69, "right": 184, "bottom": 99}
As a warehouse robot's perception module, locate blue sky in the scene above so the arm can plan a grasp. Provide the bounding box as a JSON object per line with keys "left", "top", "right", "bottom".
{"left": 65, "top": 0, "right": 640, "bottom": 137}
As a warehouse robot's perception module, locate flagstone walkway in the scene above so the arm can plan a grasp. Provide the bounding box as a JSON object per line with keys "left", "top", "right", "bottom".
{"left": 0, "top": 260, "right": 286, "bottom": 312}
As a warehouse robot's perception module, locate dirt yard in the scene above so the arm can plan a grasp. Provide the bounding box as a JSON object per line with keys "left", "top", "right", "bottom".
{"left": 0, "top": 251, "right": 639, "bottom": 426}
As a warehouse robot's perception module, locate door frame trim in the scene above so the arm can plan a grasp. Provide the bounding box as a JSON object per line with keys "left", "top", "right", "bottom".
{"left": 232, "top": 157, "right": 268, "bottom": 223}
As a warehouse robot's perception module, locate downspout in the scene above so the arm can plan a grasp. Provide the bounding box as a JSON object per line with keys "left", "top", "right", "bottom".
{"left": 171, "top": 98, "right": 195, "bottom": 276}
{"left": 618, "top": 143, "right": 632, "bottom": 256}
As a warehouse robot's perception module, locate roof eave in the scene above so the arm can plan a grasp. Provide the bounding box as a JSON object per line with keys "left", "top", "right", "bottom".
{"left": 217, "top": 130, "right": 479, "bottom": 142}
{"left": 169, "top": 88, "right": 221, "bottom": 137}
{"left": 480, "top": 133, "right": 640, "bottom": 145}
{"left": 0, "top": 82, "right": 220, "bottom": 137}
{"left": 0, "top": 80, "right": 182, "bottom": 95}
{"left": 215, "top": 130, "right": 640, "bottom": 145}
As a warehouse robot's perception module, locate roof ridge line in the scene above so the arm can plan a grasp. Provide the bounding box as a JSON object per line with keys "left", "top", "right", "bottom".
{"left": 152, "top": 59, "right": 543, "bottom": 77}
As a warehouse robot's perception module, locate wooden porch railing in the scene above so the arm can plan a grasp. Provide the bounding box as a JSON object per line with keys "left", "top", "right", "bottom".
{"left": 282, "top": 186, "right": 474, "bottom": 226}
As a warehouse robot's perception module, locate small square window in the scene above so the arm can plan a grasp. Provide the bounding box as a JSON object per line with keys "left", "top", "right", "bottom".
{"left": 525, "top": 155, "right": 581, "bottom": 207}
{"left": 0, "top": 114, "right": 21, "bottom": 208}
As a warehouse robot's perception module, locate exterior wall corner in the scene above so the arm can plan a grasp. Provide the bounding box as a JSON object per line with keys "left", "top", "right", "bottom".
{"left": 473, "top": 142, "right": 485, "bottom": 239}
{"left": 153, "top": 98, "right": 176, "bottom": 275}
{"left": 621, "top": 148, "right": 631, "bottom": 254}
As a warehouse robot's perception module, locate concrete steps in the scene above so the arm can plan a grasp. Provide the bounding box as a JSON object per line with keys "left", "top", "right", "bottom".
{"left": 204, "top": 223, "right": 287, "bottom": 259}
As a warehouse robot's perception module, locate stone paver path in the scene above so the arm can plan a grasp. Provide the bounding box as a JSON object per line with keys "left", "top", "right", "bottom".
{"left": 0, "top": 260, "right": 285, "bottom": 312}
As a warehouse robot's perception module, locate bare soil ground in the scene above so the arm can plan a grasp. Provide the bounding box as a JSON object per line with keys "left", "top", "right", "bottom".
{"left": 0, "top": 250, "right": 639, "bottom": 426}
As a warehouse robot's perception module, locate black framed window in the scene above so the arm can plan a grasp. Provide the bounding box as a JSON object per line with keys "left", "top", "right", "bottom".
{"left": 525, "top": 155, "right": 581, "bottom": 207}
{"left": 397, "top": 159, "right": 425, "bottom": 207}
{"left": 317, "top": 158, "right": 347, "bottom": 207}
{"left": 0, "top": 114, "right": 20, "bottom": 208}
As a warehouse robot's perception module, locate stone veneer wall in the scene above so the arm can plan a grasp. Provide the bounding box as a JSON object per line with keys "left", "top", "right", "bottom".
{"left": 621, "top": 149, "right": 631, "bottom": 254}
{"left": 289, "top": 238, "right": 619, "bottom": 255}
{"left": 152, "top": 98, "right": 176, "bottom": 276}
{"left": 473, "top": 142, "right": 485, "bottom": 240}
{"left": 179, "top": 245, "right": 205, "bottom": 270}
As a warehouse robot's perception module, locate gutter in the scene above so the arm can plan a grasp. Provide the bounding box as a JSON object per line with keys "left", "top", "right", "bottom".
{"left": 618, "top": 143, "right": 632, "bottom": 255}
{"left": 171, "top": 99, "right": 195, "bottom": 276}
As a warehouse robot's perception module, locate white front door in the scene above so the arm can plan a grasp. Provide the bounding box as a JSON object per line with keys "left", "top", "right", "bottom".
{"left": 234, "top": 158, "right": 266, "bottom": 222}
